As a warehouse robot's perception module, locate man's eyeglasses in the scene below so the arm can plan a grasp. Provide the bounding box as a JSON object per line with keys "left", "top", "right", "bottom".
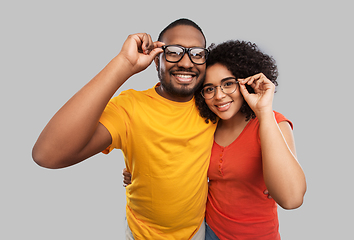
{"left": 201, "top": 77, "right": 239, "bottom": 99}
{"left": 161, "top": 45, "right": 209, "bottom": 65}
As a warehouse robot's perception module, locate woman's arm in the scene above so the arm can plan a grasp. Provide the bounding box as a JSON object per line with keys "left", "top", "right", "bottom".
{"left": 239, "top": 73, "right": 306, "bottom": 209}
{"left": 259, "top": 112, "right": 306, "bottom": 209}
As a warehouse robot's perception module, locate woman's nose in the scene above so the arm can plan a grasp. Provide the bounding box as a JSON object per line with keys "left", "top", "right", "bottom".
{"left": 214, "top": 86, "right": 226, "bottom": 99}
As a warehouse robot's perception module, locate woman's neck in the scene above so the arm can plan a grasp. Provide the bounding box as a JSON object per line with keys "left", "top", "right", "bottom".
{"left": 217, "top": 112, "right": 247, "bottom": 130}
{"left": 214, "top": 113, "right": 249, "bottom": 147}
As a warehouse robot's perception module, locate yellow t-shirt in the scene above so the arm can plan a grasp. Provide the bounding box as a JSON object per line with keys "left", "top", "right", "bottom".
{"left": 99, "top": 85, "right": 216, "bottom": 239}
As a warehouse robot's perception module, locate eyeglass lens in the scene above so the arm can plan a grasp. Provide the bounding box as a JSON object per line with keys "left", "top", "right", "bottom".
{"left": 164, "top": 46, "right": 207, "bottom": 64}
{"left": 201, "top": 79, "right": 238, "bottom": 99}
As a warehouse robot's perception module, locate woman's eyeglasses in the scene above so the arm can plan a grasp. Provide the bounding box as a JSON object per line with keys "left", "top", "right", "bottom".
{"left": 201, "top": 77, "right": 239, "bottom": 99}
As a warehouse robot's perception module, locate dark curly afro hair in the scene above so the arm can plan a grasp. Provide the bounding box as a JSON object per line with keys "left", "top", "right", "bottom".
{"left": 195, "top": 40, "right": 278, "bottom": 124}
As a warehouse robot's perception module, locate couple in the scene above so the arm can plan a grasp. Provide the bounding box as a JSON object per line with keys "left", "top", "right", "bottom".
{"left": 32, "top": 18, "right": 306, "bottom": 239}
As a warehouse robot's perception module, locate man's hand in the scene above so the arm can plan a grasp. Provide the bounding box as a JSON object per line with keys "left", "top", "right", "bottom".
{"left": 118, "top": 33, "right": 165, "bottom": 76}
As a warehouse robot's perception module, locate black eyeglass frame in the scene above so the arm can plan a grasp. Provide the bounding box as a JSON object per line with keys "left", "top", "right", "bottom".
{"left": 161, "top": 45, "right": 209, "bottom": 65}
{"left": 200, "top": 77, "right": 239, "bottom": 100}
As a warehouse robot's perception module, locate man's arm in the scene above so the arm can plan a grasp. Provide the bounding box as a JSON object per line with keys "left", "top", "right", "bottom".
{"left": 32, "top": 33, "right": 164, "bottom": 169}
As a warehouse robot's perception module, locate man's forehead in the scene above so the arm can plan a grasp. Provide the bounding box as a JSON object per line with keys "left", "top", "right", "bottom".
{"left": 160, "top": 25, "right": 206, "bottom": 48}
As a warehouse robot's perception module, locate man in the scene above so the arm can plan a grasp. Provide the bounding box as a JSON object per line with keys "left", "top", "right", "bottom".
{"left": 32, "top": 19, "right": 216, "bottom": 239}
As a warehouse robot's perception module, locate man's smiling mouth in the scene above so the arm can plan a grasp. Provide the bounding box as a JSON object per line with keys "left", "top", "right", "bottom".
{"left": 173, "top": 73, "right": 195, "bottom": 83}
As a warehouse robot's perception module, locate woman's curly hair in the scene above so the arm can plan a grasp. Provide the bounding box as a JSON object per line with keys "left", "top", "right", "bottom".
{"left": 195, "top": 40, "right": 279, "bottom": 124}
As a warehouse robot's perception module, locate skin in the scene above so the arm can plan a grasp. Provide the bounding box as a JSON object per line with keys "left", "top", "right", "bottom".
{"left": 32, "top": 25, "right": 206, "bottom": 169}
{"left": 204, "top": 63, "right": 306, "bottom": 209}
{"left": 154, "top": 25, "right": 206, "bottom": 102}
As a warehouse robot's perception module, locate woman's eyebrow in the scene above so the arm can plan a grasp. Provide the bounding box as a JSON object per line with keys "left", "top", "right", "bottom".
{"left": 220, "top": 77, "right": 236, "bottom": 82}
{"left": 203, "top": 77, "right": 236, "bottom": 87}
{"left": 203, "top": 83, "right": 213, "bottom": 87}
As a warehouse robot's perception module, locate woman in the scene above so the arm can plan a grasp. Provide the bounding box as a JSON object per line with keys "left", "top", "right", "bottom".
{"left": 194, "top": 40, "right": 306, "bottom": 239}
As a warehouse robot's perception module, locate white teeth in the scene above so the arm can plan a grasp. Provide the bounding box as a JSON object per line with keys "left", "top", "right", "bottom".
{"left": 218, "top": 103, "right": 230, "bottom": 108}
{"left": 176, "top": 74, "right": 193, "bottom": 79}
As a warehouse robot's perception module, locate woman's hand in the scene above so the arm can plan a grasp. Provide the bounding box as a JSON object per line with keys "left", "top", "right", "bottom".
{"left": 238, "top": 73, "right": 275, "bottom": 116}
{"left": 122, "top": 168, "right": 132, "bottom": 187}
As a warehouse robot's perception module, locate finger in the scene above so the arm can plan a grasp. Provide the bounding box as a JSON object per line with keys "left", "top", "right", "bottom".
{"left": 239, "top": 76, "right": 252, "bottom": 85}
{"left": 147, "top": 41, "right": 165, "bottom": 58}
{"left": 254, "top": 75, "right": 275, "bottom": 93}
{"left": 250, "top": 74, "right": 264, "bottom": 86}
{"left": 243, "top": 73, "right": 263, "bottom": 86}
{"left": 122, "top": 168, "right": 132, "bottom": 177}
{"left": 153, "top": 41, "right": 165, "bottom": 49}
{"left": 253, "top": 78, "right": 263, "bottom": 90}
{"left": 263, "top": 189, "right": 273, "bottom": 199}
{"left": 239, "top": 82, "right": 250, "bottom": 98}
{"left": 131, "top": 33, "right": 153, "bottom": 54}
{"left": 238, "top": 78, "right": 248, "bottom": 86}
{"left": 246, "top": 74, "right": 268, "bottom": 93}
{"left": 123, "top": 174, "right": 131, "bottom": 181}
{"left": 142, "top": 33, "right": 163, "bottom": 55}
{"left": 123, "top": 177, "right": 131, "bottom": 185}
{"left": 141, "top": 33, "right": 154, "bottom": 54}
{"left": 243, "top": 75, "right": 257, "bottom": 85}
{"left": 123, "top": 174, "right": 131, "bottom": 185}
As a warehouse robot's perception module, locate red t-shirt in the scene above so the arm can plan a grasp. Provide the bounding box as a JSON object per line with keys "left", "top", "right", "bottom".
{"left": 206, "top": 111, "right": 292, "bottom": 240}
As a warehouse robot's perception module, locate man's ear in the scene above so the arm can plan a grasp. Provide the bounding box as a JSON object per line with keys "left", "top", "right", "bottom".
{"left": 154, "top": 55, "right": 159, "bottom": 71}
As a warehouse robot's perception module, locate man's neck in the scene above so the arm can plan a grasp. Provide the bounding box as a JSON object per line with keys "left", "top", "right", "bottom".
{"left": 155, "top": 84, "right": 194, "bottom": 102}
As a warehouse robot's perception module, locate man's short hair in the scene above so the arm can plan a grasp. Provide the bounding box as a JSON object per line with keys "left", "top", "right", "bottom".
{"left": 158, "top": 18, "right": 206, "bottom": 47}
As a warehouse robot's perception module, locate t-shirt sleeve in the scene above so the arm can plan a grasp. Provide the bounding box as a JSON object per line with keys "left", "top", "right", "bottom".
{"left": 99, "top": 92, "right": 132, "bottom": 154}
{"left": 274, "top": 111, "right": 293, "bottom": 130}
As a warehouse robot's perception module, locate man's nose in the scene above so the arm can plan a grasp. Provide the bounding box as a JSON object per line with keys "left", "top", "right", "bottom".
{"left": 177, "top": 53, "right": 194, "bottom": 68}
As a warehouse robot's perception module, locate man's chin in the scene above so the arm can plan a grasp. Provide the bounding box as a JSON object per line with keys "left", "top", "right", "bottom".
{"left": 169, "top": 84, "right": 198, "bottom": 97}
{"left": 159, "top": 75, "right": 203, "bottom": 99}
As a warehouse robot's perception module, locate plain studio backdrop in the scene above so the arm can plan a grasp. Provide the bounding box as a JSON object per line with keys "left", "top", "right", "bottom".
{"left": 1, "top": 1, "right": 352, "bottom": 239}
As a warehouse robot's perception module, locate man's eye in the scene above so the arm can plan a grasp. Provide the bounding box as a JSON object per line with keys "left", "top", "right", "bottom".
{"left": 167, "top": 51, "right": 181, "bottom": 56}
{"left": 190, "top": 49, "right": 206, "bottom": 59}
{"left": 190, "top": 52, "right": 203, "bottom": 59}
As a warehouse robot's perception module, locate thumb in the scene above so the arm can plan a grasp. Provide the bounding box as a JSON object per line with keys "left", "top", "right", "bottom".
{"left": 239, "top": 82, "right": 250, "bottom": 98}
{"left": 146, "top": 41, "right": 165, "bottom": 58}
{"left": 148, "top": 47, "right": 164, "bottom": 59}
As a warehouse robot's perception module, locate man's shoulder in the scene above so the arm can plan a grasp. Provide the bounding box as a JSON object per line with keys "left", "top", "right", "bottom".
{"left": 112, "top": 86, "right": 153, "bottom": 99}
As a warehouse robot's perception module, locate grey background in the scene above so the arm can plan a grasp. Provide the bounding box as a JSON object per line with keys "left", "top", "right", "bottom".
{"left": 1, "top": 0, "right": 352, "bottom": 239}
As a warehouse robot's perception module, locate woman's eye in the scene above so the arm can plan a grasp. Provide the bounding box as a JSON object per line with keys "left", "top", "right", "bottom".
{"left": 223, "top": 81, "right": 235, "bottom": 88}
{"left": 205, "top": 87, "right": 214, "bottom": 93}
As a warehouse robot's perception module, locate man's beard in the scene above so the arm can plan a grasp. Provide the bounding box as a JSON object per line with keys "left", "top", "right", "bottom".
{"left": 158, "top": 69, "right": 204, "bottom": 98}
